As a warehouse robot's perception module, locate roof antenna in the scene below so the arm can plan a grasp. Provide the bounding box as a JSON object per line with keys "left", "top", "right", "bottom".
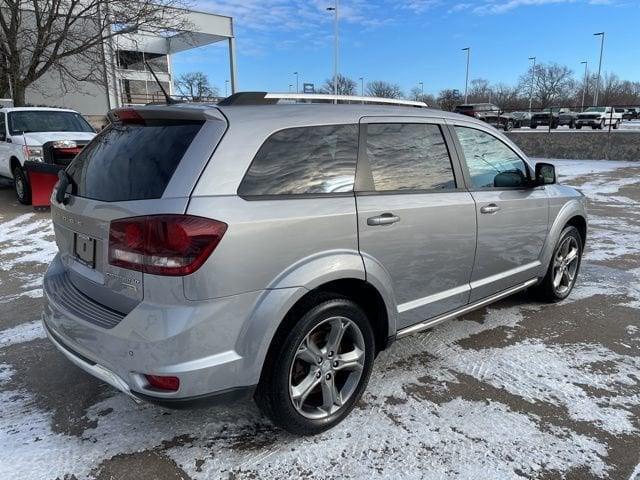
{"left": 144, "top": 60, "right": 179, "bottom": 104}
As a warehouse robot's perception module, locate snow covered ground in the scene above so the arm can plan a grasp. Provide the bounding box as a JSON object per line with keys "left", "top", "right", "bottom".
{"left": 0, "top": 161, "right": 639, "bottom": 479}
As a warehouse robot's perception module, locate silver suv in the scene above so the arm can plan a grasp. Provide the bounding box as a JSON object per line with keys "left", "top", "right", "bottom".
{"left": 43, "top": 93, "right": 587, "bottom": 434}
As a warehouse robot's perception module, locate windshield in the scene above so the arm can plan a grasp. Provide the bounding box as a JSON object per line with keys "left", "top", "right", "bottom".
{"left": 8, "top": 111, "right": 94, "bottom": 135}
{"left": 584, "top": 107, "right": 606, "bottom": 113}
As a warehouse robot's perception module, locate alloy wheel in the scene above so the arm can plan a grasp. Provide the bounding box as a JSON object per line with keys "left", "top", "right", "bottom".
{"left": 288, "top": 316, "right": 365, "bottom": 420}
{"left": 552, "top": 236, "right": 580, "bottom": 295}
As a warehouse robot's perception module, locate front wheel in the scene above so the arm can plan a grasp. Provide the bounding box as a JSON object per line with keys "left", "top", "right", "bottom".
{"left": 533, "top": 226, "right": 583, "bottom": 302}
{"left": 613, "top": 120, "right": 619, "bottom": 130}
{"left": 255, "top": 296, "right": 375, "bottom": 435}
{"left": 575, "top": 124, "right": 582, "bottom": 129}
{"left": 13, "top": 165, "right": 32, "bottom": 205}
{"left": 503, "top": 120, "right": 514, "bottom": 132}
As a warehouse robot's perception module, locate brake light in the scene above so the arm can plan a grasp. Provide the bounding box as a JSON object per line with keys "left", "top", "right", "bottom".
{"left": 145, "top": 374, "right": 180, "bottom": 392}
{"left": 111, "top": 108, "right": 145, "bottom": 125}
{"left": 108, "top": 215, "right": 227, "bottom": 276}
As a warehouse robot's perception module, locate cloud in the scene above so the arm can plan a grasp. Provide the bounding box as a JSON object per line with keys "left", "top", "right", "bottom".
{"left": 450, "top": 0, "right": 619, "bottom": 15}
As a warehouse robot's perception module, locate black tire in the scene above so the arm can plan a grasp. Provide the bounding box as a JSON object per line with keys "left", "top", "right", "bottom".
{"left": 255, "top": 295, "right": 375, "bottom": 435}
{"left": 530, "top": 123, "right": 538, "bottom": 129}
{"left": 13, "top": 165, "right": 32, "bottom": 205}
{"left": 613, "top": 120, "right": 619, "bottom": 130}
{"left": 598, "top": 119, "right": 605, "bottom": 130}
{"left": 533, "top": 226, "right": 583, "bottom": 303}
{"left": 575, "top": 124, "right": 582, "bottom": 129}
{"left": 503, "top": 120, "right": 513, "bottom": 132}
{"left": 569, "top": 120, "right": 575, "bottom": 129}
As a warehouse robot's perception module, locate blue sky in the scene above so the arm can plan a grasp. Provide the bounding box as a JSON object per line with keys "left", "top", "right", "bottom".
{"left": 174, "top": 0, "right": 640, "bottom": 96}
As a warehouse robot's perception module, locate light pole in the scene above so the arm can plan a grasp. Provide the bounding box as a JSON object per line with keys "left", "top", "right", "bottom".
{"left": 359, "top": 77, "right": 364, "bottom": 96}
{"left": 581, "top": 61, "right": 588, "bottom": 111}
{"left": 293, "top": 71, "right": 299, "bottom": 93}
{"left": 225, "top": 79, "right": 229, "bottom": 97}
{"left": 327, "top": 1, "right": 339, "bottom": 103}
{"left": 528, "top": 56, "right": 536, "bottom": 112}
{"left": 593, "top": 32, "right": 605, "bottom": 106}
{"left": 462, "top": 47, "right": 470, "bottom": 104}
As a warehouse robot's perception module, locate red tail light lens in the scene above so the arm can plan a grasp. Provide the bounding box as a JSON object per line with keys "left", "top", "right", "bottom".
{"left": 111, "top": 108, "right": 146, "bottom": 125}
{"left": 145, "top": 374, "right": 180, "bottom": 392}
{"left": 109, "top": 215, "right": 227, "bottom": 276}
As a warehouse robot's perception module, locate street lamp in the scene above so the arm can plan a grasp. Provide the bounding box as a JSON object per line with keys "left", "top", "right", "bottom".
{"left": 293, "top": 71, "right": 300, "bottom": 93}
{"left": 581, "top": 61, "right": 588, "bottom": 112}
{"left": 359, "top": 77, "right": 364, "bottom": 96}
{"left": 327, "top": 1, "right": 339, "bottom": 103}
{"left": 528, "top": 56, "right": 536, "bottom": 112}
{"left": 462, "top": 47, "right": 470, "bottom": 104}
{"left": 593, "top": 32, "right": 605, "bottom": 106}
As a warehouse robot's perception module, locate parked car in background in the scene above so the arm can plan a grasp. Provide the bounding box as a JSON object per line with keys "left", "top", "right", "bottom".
{"left": 454, "top": 103, "right": 514, "bottom": 131}
{"left": 621, "top": 108, "right": 639, "bottom": 121}
{"left": 0, "top": 107, "right": 96, "bottom": 204}
{"left": 530, "top": 108, "right": 576, "bottom": 129}
{"left": 575, "top": 106, "right": 623, "bottom": 129}
{"left": 43, "top": 93, "right": 587, "bottom": 435}
{"left": 510, "top": 111, "right": 533, "bottom": 129}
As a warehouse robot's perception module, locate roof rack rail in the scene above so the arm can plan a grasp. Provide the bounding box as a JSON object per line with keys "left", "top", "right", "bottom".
{"left": 217, "top": 92, "right": 428, "bottom": 108}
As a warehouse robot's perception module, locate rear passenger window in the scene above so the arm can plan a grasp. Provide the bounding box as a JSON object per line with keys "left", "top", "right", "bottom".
{"left": 365, "top": 123, "right": 456, "bottom": 191}
{"left": 238, "top": 124, "right": 358, "bottom": 196}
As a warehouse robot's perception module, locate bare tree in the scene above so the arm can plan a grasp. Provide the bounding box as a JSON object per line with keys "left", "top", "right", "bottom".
{"left": 408, "top": 86, "right": 436, "bottom": 106}
{"left": 366, "top": 80, "right": 402, "bottom": 99}
{"left": 518, "top": 63, "right": 575, "bottom": 108}
{"left": 437, "top": 89, "right": 462, "bottom": 111}
{"left": 176, "top": 71, "right": 218, "bottom": 101}
{"left": 0, "top": 0, "right": 189, "bottom": 105}
{"left": 319, "top": 74, "right": 357, "bottom": 96}
{"left": 467, "top": 78, "right": 492, "bottom": 103}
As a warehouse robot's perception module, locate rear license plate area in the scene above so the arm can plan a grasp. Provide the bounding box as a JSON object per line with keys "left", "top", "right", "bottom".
{"left": 74, "top": 233, "right": 96, "bottom": 268}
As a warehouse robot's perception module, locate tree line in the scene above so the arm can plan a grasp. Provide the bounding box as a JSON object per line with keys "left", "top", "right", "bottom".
{"left": 317, "top": 65, "right": 640, "bottom": 111}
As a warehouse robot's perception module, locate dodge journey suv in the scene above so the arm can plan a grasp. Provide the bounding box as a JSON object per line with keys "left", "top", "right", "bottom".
{"left": 43, "top": 93, "right": 587, "bottom": 435}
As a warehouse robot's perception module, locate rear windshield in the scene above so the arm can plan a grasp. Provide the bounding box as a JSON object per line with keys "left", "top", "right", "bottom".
{"left": 66, "top": 120, "right": 203, "bottom": 202}
{"left": 8, "top": 111, "right": 94, "bottom": 134}
{"left": 455, "top": 106, "right": 474, "bottom": 111}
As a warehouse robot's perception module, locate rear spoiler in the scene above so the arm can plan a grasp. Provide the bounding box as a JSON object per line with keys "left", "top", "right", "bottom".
{"left": 107, "top": 106, "right": 225, "bottom": 125}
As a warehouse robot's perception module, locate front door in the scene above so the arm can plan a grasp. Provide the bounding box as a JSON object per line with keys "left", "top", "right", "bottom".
{"left": 356, "top": 118, "right": 477, "bottom": 329}
{"left": 451, "top": 124, "right": 549, "bottom": 302}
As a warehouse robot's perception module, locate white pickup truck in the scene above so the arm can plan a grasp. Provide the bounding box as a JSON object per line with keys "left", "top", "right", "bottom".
{"left": 575, "top": 106, "right": 623, "bottom": 130}
{"left": 0, "top": 107, "right": 96, "bottom": 204}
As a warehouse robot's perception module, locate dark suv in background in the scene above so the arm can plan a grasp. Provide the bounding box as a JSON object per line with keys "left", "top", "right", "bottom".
{"left": 530, "top": 108, "right": 577, "bottom": 129}
{"left": 454, "top": 103, "right": 514, "bottom": 131}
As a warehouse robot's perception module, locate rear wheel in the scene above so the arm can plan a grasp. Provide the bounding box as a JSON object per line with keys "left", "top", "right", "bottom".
{"left": 613, "top": 120, "right": 619, "bottom": 130}
{"left": 533, "top": 226, "right": 582, "bottom": 302}
{"left": 13, "top": 165, "right": 31, "bottom": 205}
{"left": 255, "top": 296, "right": 375, "bottom": 435}
{"left": 598, "top": 119, "right": 605, "bottom": 130}
{"left": 503, "top": 120, "right": 513, "bottom": 132}
{"left": 530, "top": 123, "right": 538, "bottom": 129}
{"left": 575, "top": 124, "right": 582, "bottom": 129}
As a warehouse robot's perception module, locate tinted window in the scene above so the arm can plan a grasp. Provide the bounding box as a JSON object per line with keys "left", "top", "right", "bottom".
{"left": 8, "top": 111, "right": 94, "bottom": 134}
{"left": 66, "top": 120, "right": 203, "bottom": 202}
{"left": 455, "top": 126, "right": 529, "bottom": 189}
{"left": 366, "top": 123, "right": 456, "bottom": 191}
{"left": 0, "top": 114, "right": 5, "bottom": 139}
{"left": 238, "top": 124, "right": 358, "bottom": 196}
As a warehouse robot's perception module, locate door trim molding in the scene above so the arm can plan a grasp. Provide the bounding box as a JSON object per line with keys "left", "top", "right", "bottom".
{"left": 397, "top": 284, "right": 470, "bottom": 314}
{"left": 396, "top": 278, "right": 538, "bottom": 339}
{"left": 470, "top": 260, "right": 541, "bottom": 290}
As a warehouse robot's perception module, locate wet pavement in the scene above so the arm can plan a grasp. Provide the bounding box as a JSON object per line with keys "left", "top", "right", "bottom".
{"left": 0, "top": 160, "right": 639, "bottom": 480}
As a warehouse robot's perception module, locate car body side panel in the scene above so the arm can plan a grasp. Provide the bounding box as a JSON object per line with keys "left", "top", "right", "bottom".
{"left": 184, "top": 195, "right": 360, "bottom": 299}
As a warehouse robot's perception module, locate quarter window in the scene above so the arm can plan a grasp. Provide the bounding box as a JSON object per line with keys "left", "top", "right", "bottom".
{"left": 365, "top": 123, "right": 456, "bottom": 191}
{"left": 454, "top": 127, "right": 529, "bottom": 189}
{"left": 238, "top": 124, "right": 358, "bottom": 196}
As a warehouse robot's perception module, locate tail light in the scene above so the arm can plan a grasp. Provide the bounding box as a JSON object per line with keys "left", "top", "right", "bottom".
{"left": 108, "top": 215, "right": 227, "bottom": 276}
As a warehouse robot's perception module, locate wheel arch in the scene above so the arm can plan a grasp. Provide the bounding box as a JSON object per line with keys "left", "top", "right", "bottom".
{"left": 10, "top": 156, "right": 22, "bottom": 173}
{"left": 540, "top": 199, "right": 587, "bottom": 272}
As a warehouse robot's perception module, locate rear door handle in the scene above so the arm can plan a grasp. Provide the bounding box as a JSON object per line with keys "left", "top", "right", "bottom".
{"left": 480, "top": 203, "right": 500, "bottom": 214}
{"left": 367, "top": 213, "right": 401, "bottom": 226}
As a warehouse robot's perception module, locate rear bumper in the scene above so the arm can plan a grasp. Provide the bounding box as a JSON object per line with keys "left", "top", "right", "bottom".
{"left": 43, "top": 254, "right": 264, "bottom": 404}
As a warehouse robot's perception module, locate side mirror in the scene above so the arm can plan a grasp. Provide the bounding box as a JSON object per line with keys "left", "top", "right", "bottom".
{"left": 535, "top": 162, "right": 556, "bottom": 186}
{"left": 494, "top": 170, "right": 526, "bottom": 188}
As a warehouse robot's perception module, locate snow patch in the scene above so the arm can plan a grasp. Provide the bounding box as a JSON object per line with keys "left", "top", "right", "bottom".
{"left": 0, "top": 320, "right": 46, "bottom": 347}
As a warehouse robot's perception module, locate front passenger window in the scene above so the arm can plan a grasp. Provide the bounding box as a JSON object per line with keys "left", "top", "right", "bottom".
{"left": 455, "top": 126, "right": 529, "bottom": 189}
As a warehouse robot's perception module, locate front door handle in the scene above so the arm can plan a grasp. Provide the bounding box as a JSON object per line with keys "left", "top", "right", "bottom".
{"left": 367, "top": 213, "right": 401, "bottom": 226}
{"left": 480, "top": 203, "right": 500, "bottom": 214}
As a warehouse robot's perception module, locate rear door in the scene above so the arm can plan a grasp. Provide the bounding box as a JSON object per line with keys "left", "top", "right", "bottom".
{"left": 51, "top": 107, "right": 226, "bottom": 313}
{"left": 355, "top": 117, "right": 477, "bottom": 329}
{"left": 449, "top": 122, "right": 549, "bottom": 302}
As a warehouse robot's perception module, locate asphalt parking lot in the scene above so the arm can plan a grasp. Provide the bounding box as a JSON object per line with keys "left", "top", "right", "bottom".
{"left": 1, "top": 160, "right": 639, "bottom": 480}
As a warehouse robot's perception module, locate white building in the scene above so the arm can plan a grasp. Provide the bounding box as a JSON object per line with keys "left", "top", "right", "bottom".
{"left": 25, "top": 9, "right": 237, "bottom": 121}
